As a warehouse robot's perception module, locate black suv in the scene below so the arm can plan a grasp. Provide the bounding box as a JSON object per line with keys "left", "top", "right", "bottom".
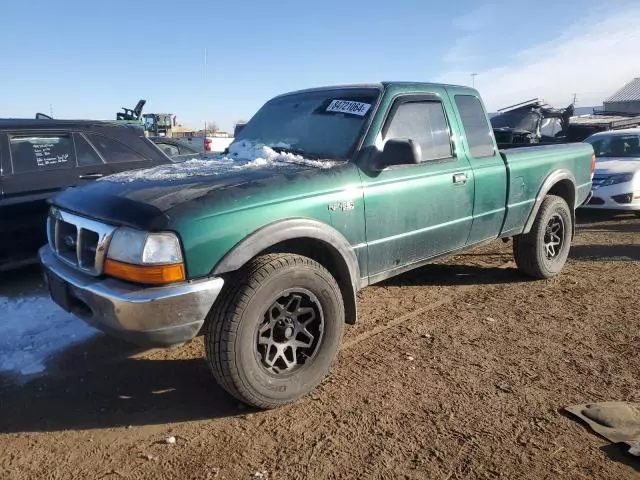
{"left": 0, "top": 120, "right": 172, "bottom": 271}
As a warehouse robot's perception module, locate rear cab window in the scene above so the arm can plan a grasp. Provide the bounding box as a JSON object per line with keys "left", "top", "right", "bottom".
{"left": 454, "top": 95, "right": 495, "bottom": 158}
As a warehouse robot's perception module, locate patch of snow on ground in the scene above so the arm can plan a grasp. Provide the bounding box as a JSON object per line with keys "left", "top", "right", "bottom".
{"left": 0, "top": 277, "right": 98, "bottom": 378}
{"left": 103, "top": 140, "right": 340, "bottom": 183}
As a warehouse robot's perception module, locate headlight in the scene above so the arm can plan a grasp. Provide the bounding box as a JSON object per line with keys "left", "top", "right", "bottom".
{"left": 108, "top": 228, "right": 183, "bottom": 265}
{"left": 602, "top": 173, "right": 635, "bottom": 186}
{"left": 105, "top": 228, "right": 185, "bottom": 284}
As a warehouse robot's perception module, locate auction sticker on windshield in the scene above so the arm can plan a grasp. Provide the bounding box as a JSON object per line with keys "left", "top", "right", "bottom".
{"left": 326, "top": 100, "right": 371, "bottom": 116}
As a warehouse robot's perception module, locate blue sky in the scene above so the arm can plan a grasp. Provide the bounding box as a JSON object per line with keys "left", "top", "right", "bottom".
{"left": 1, "top": 0, "right": 639, "bottom": 131}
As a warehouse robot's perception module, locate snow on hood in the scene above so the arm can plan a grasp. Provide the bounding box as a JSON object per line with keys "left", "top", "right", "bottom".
{"left": 103, "top": 141, "right": 341, "bottom": 183}
{"left": 595, "top": 157, "right": 640, "bottom": 175}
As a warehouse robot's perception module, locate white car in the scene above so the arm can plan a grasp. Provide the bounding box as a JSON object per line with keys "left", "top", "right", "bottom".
{"left": 582, "top": 129, "right": 640, "bottom": 217}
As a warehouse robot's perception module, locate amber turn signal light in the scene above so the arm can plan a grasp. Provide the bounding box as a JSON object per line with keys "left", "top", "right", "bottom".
{"left": 104, "top": 259, "right": 185, "bottom": 284}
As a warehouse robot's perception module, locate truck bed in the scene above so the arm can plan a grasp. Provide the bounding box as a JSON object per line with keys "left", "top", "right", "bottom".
{"left": 499, "top": 143, "right": 594, "bottom": 236}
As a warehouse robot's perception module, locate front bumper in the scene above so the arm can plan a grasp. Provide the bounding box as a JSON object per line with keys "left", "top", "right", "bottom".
{"left": 39, "top": 246, "right": 224, "bottom": 347}
{"left": 580, "top": 185, "right": 640, "bottom": 211}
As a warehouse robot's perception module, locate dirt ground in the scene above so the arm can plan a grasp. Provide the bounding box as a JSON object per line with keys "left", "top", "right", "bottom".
{"left": 1, "top": 211, "right": 639, "bottom": 480}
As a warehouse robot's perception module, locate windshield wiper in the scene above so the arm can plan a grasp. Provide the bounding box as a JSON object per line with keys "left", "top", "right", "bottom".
{"left": 268, "top": 145, "right": 329, "bottom": 161}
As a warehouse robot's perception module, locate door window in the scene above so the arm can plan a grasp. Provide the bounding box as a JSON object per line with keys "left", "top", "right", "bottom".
{"left": 9, "top": 134, "right": 75, "bottom": 173}
{"left": 157, "top": 142, "right": 180, "bottom": 157}
{"left": 84, "top": 133, "right": 145, "bottom": 163}
{"left": 74, "top": 134, "right": 104, "bottom": 166}
{"left": 454, "top": 95, "right": 495, "bottom": 158}
{"left": 383, "top": 101, "right": 452, "bottom": 162}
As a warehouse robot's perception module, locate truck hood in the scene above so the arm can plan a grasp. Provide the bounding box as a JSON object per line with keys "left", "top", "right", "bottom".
{"left": 52, "top": 143, "right": 343, "bottom": 230}
{"left": 594, "top": 157, "right": 640, "bottom": 175}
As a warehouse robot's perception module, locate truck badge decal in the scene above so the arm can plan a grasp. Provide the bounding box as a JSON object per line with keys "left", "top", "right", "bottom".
{"left": 328, "top": 200, "right": 355, "bottom": 212}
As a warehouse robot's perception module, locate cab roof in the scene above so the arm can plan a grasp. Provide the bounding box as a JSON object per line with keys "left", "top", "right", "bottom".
{"left": 0, "top": 119, "right": 143, "bottom": 130}
{"left": 272, "top": 81, "right": 476, "bottom": 99}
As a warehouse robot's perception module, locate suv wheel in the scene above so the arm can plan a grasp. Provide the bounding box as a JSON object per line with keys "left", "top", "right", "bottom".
{"left": 205, "top": 253, "right": 344, "bottom": 408}
{"left": 513, "top": 195, "right": 572, "bottom": 279}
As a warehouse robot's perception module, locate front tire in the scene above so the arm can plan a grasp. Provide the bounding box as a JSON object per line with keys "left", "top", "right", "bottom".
{"left": 513, "top": 195, "right": 572, "bottom": 279}
{"left": 205, "top": 253, "right": 344, "bottom": 408}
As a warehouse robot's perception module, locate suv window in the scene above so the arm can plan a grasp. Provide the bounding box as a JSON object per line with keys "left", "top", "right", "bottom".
{"left": 9, "top": 134, "right": 75, "bottom": 173}
{"left": 454, "top": 95, "right": 495, "bottom": 158}
{"left": 384, "top": 101, "right": 452, "bottom": 161}
{"left": 157, "top": 142, "right": 180, "bottom": 157}
{"left": 85, "top": 133, "right": 144, "bottom": 163}
{"left": 74, "top": 134, "right": 104, "bottom": 166}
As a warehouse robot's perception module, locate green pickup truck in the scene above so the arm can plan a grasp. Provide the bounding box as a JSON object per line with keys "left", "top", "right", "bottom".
{"left": 40, "top": 82, "right": 594, "bottom": 408}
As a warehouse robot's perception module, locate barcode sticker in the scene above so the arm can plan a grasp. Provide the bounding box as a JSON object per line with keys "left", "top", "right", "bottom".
{"left": 326, "top": 100, "right": 371, "bottom": 116}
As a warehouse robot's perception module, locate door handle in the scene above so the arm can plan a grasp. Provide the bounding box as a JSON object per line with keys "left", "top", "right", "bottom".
{"left": 453, "top": 173, "right": 468, "bottom": 185}
{"left": 78, "top": 173, "right": 104, "bottom": 179}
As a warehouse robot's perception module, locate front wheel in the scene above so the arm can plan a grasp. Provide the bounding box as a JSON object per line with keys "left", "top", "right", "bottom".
{"left": 204, "top": 253, "right": 344, "bottom": 408}
{"left": 513, "top": 195, "right": 573, "bottom": 279}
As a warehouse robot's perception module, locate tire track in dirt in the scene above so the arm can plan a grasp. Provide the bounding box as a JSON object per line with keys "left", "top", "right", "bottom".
{"left": 341, "top": 261, "right": 514, "bottom": 352}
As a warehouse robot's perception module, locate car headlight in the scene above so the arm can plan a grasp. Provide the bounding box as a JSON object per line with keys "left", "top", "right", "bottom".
{"left": 105, "top": 228, "right": 185, "bottom": 284}
{"left": 602, "top": 173, "right": 635, "bottom": 186}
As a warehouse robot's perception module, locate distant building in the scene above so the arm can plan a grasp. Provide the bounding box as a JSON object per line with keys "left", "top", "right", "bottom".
{"left": 603, "top": 77, "right": 640, "bottom": 113}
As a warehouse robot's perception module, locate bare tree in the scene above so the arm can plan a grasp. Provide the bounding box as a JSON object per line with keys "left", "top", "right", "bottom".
{"left": 204, "top": 121, "right": 219, "bottom": 134}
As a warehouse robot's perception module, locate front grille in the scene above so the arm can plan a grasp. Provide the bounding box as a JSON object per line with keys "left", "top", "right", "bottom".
{"left": 47, "top": 208, "right": 116, "bottom": 275}
{"left": 588, "top": 196, "right": 605, "bottom": 205}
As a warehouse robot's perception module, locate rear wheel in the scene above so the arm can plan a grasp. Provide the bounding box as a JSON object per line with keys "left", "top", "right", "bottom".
{"left": 204, "top": 253, "right": 344, "bottom": 408}
{"left": 513, "top": 195, "right": 572, "bottom": 279}
{"left": 634, "top": 211, "right": 640, "bottom": 219}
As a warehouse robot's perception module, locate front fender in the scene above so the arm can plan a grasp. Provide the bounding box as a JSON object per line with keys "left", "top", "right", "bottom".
{"left": 212, "top": 218, "right": 358, "bottom": 279}
{"left": 211, "top": 218, "right": 361, "bottom": 324}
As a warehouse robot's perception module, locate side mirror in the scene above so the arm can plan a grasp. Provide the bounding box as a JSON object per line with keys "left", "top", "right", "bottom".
{"left": 372, "top": 139, "right": 421, "bottom": 171}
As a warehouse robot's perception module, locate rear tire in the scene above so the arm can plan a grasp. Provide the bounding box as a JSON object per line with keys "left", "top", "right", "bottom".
{"left": 634, "top": 211, "right": 640, "bottom": 219}
{"left": 204, "top": 253, "right": 344, "bottom": 409}
{"left": 513, "top": 195, "right": 572, "bottom": 279}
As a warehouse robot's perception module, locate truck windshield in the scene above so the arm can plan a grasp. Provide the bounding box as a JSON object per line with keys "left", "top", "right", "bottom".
{"left": 585, "top": 134, "right": 640, "bottom": 158}
{"left": 490, "top": 110, "right": 539, "bottom": 132}
{"left": 235, "top": 88, "right": 380, "bottom": 160}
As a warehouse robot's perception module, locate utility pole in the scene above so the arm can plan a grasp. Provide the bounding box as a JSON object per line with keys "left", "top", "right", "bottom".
{"left": 204, "top": 47, "right": 208, "bottom": 134}
{"left": 471, "top": 73, "right": 478, "bottom": 88}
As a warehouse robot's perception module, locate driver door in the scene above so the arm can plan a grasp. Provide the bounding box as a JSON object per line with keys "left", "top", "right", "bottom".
{"left": 361, "top": 93, "right": 474, "bottom": 279}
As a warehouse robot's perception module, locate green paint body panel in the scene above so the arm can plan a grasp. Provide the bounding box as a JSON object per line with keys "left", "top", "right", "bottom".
{"left": 51, "top": 82, "right": 594, "bottom": 286}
